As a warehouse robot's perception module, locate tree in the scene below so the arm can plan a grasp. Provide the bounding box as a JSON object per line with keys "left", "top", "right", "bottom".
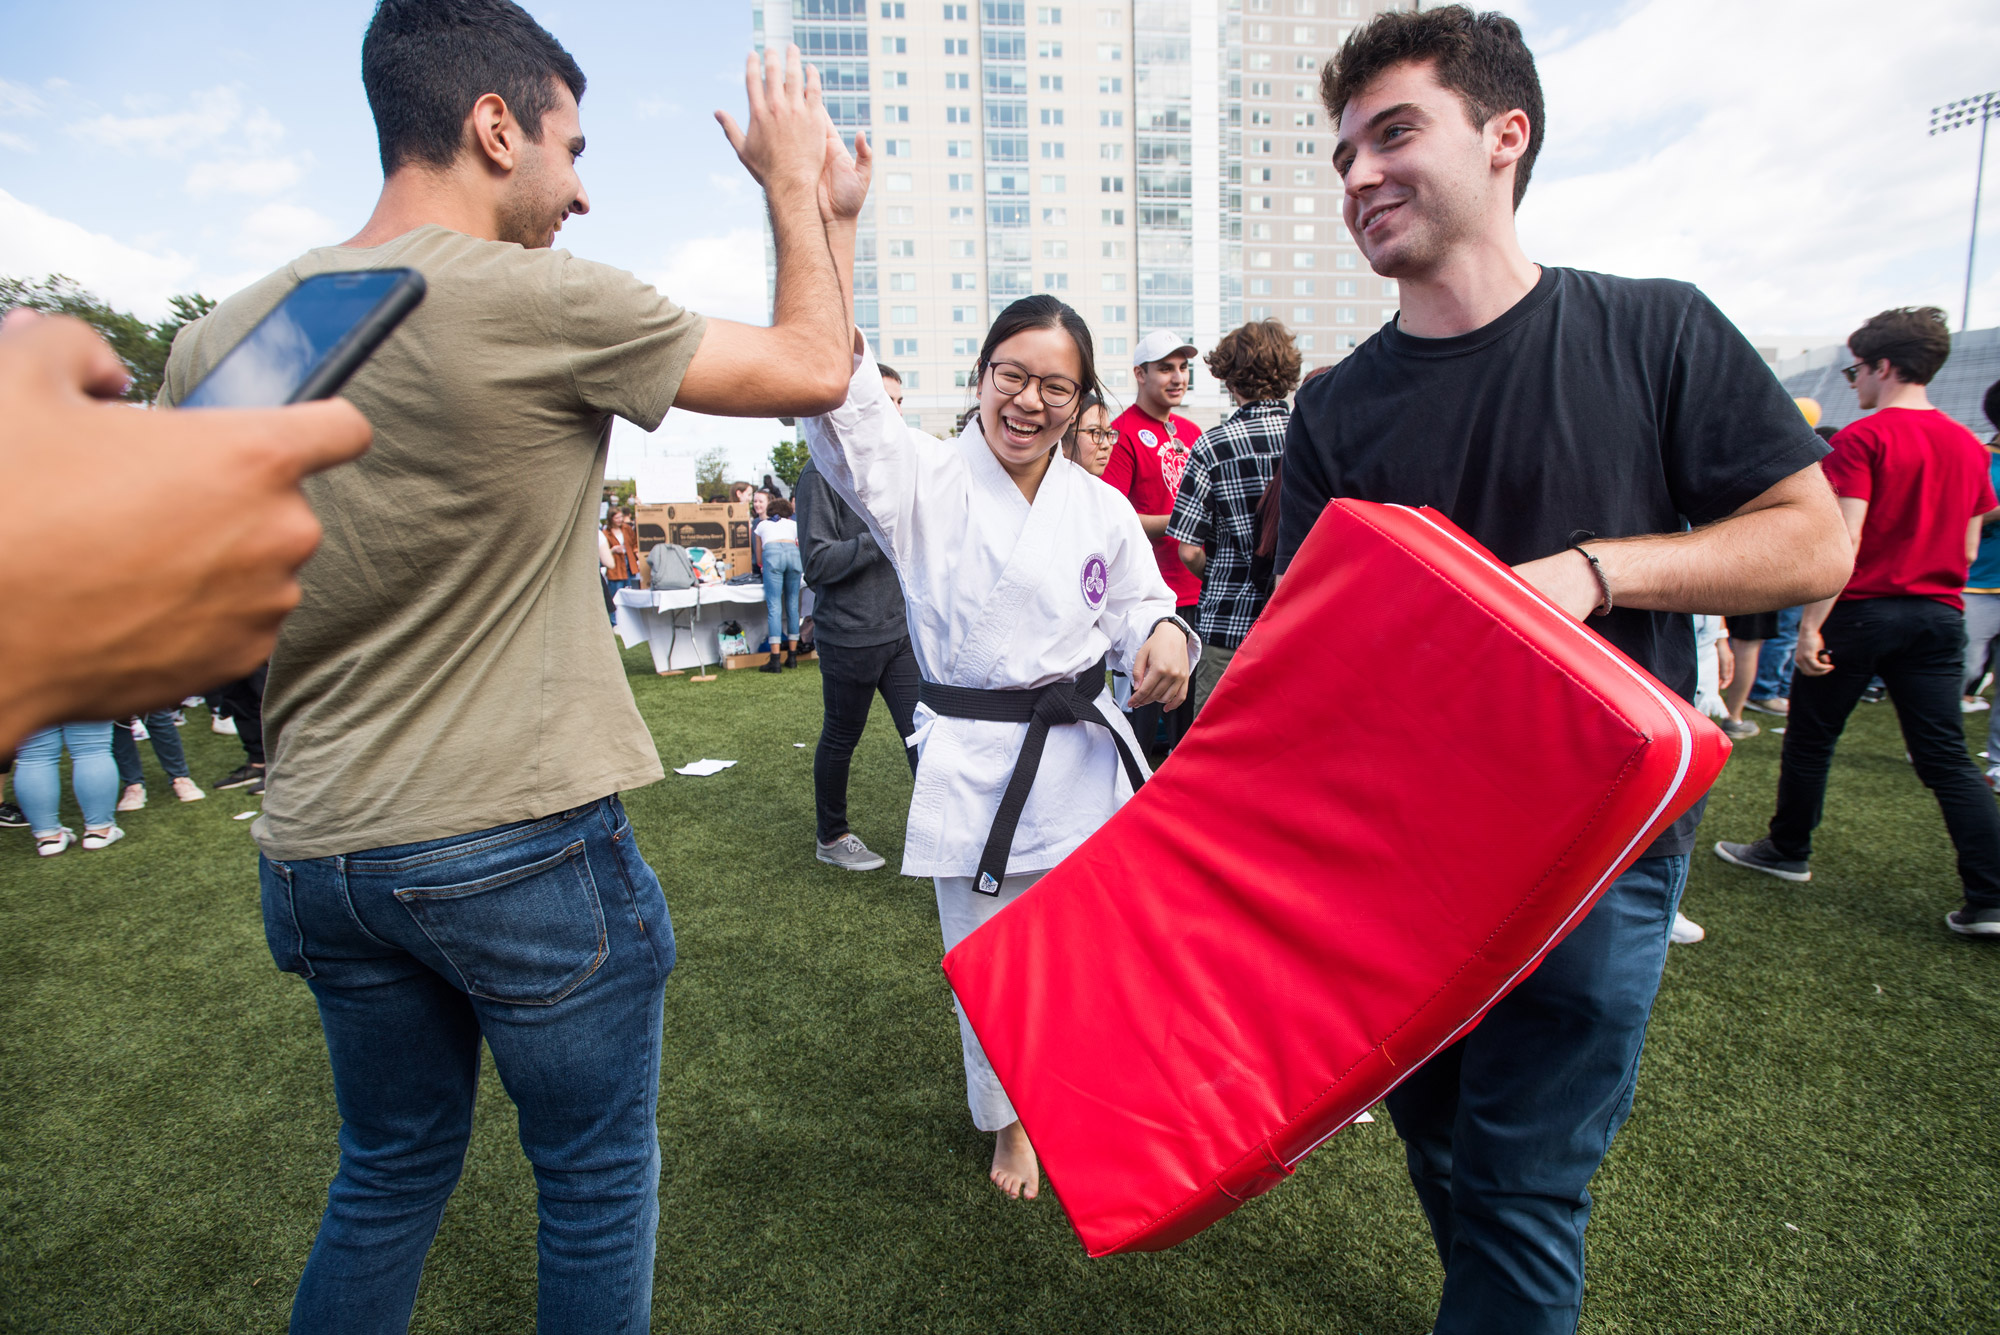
{"left": 693, "top": 445, "right": 731, "bottom": 500}
{"left": 768, "top": 439, "right": 810, "bottom": 493}
{"left": 0, "top": 275, "right": 214, "bottom": 404}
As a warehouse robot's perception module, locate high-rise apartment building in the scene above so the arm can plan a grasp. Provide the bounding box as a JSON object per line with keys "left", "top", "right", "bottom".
{"left": 754, "top": 0, "right": 1402, "bottom": 432}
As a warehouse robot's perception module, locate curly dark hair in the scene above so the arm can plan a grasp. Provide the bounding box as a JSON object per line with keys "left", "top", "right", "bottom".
{"left": 1320, "top": 5, "right": 1544, "bottom": 211}
{"left": 1849, "top": 307, "right": 1953, "bottom": 386}
{"left": 1204, "top": 320, "right": 1303, "bottom": 403}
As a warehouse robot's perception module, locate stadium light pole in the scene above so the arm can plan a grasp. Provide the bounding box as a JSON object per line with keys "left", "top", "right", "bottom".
{"left": 1931, "top": 90, "right": 1999, "bottom": 332}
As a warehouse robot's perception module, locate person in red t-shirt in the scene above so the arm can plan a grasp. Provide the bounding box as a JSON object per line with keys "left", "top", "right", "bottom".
{"left": 1106, "top": 329, "right": 1203, "bottom": 759}
{"left": 1720, "top": 306, "right": 2000, "bottom": 937}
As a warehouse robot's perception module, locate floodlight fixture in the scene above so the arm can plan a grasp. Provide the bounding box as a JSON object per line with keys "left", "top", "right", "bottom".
{"left": 1930, "top": 90, "right": 1998, "bottom": 331}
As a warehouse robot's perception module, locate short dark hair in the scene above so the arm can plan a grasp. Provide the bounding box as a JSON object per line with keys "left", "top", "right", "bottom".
{"left": 1848, "top": 307, "right": 1953, "bottom": 386}
{"left": 1322, "top": 5, "right": 1544, "bottom": 210}
{"left": 1984, "top": 378, "right": 2000, "bottom": 435}
{"left": 361, "top": 0, "right": 586, "bottom": 175}
{"left": 976, "top": 294, "right": 1102, "bottom": 409}
{"left": 1205, "top": 319, "right": 1303, "bottom": 403}
{"left": 877, "top": 363, "right": 903, "bottom": 384}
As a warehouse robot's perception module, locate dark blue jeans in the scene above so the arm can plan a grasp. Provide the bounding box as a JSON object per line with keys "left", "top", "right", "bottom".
{"left": 112, "top": 710, "right": 191, "bottom": 785}
{"left": 1385, "top": 853, "right": 1689, "bottom": 1335}
{"left": 1750, "top": 605, "right": 1801, "bottom": 700}
{"left": 261, "top": 796, "right": 674, "bottom": 1334}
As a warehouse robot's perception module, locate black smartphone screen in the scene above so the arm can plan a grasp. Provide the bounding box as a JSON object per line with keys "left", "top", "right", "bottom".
{"left": 179, "top": 268, "right": 425, "bottom": 408}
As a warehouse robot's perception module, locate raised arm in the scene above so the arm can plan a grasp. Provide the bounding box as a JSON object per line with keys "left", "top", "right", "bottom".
{"left": 677, "top": 47, "right": 864, "bottom": 418}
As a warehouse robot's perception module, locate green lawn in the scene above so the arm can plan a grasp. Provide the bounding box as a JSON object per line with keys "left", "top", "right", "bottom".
{"left": 2, "top": 648, "right": 1996, "bottom": 1334}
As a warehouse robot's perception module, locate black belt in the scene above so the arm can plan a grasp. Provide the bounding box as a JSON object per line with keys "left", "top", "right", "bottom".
{"left": 918, "top": 655, "right": 1147, "bottom": 895}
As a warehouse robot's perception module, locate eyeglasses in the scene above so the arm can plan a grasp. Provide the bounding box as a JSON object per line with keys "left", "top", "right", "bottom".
{"left": 1075, "top": 426, "right": 1119, "bottom": 445}
{"left": 987, "top": 360, "right": 1080, "bottom": 408}
{"left": 1840, "top": 361, "right": 1870, "bottom": 385}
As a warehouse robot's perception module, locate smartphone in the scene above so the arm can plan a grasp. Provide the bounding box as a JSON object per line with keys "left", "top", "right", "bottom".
{"left": 178, "top": 268, "right": 427, "bottom": 408}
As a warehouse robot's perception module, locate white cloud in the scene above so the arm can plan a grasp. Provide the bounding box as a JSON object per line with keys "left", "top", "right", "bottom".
{"left": 0, "top": 129, "right": 33, "bottom": 153}
{"left": 186, "top": 156, "right": 307, "bottom": 197}
{"left": 0, "top": 188, "right": 197, "bottom": 319}
{"left": 0, "top": 78, "right": 47, "bottom": 118}
{"left": 71, "top": 86, "right": 243, "bottom": 155}
{"left": 234, "top": 201, "right": 336, "bottom": 265}
{"left": 638, "top": 227, "right": 769, "bottom": 324}
{"left": 1517, "top": 0, "right": 2000, "bottom": 335}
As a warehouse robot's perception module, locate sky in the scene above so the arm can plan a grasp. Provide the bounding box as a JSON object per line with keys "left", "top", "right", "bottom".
{"left": 3, "top": 0, "right": 1998, "bottom": 480}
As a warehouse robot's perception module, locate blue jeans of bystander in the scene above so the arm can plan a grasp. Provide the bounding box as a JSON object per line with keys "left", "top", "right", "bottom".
{"left": 761, "top": 540, "right": 802, "bottom": 649}
{"left": 261, "top": 796, "right": 674, "bottom": 1335}
{"left": 15, "top": 722, "right": 118, "bottom": 835}
{"left": 1750, "top": 605, "right": 1801, "bottom": 701}
{"left": 112, "top": 710, "right": 192, "bottom": 786}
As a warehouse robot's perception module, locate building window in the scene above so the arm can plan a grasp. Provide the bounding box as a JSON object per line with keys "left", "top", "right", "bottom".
{"left": 1097, "top": 44, "right": 1122, "bottom": 60}
{"left": 884, "top": 71, "right": 909, "bottom": 88}
{"left": 1248, "top": 305, "right": 1269, "bottom": 319}
{"left": 1043, "top": 239, "right": 1069, "bottom": 258}
{"left": 1293, "top": 167, "right": 1315, "bottom": 185}
{"left": 1100, "top": 175, "right": 1124, "bottom": 193}
{"left": 887, "top": 205, "right": 915, "bottom": 224}
{"left": 944, "top": 37, "right": 969, "bottom": 54}
{"left": 951, "top": 272, "right": 978, "bottom": 290}
{"left": 1249, "top": 278, "right": 1272, "bottom": 295}
{"left": 1251, "top": 251, "right": 1273, "bottom": 268}
{"left": 949, "top": 240, "right": 976, "bottom": 259}
{"left": 882, "top": 36, "right": 906, "bottom": 53}
{"left": 947, "top": 139, "right": 975, "bottom": 157}
{"left": 955, "top": 370, "right": 972, "bottom": 387}
{"left": 1293, "top": 25, "right": 1315, "bottom": 41}
{"left": 1251, "top": 167, "right": 1274, "bottom": 183}
{"left": 1336, "top": 251, "right": 1357, "bottom": 269}
{"left": 1041, "top": 174, "right": 1066, "bottom": 192}
{"left": 1249, "top": 54, "right": 1273, "bottom": 71}
{"left": 891, "top": 306, "right": 918, "bottom": 324}
{"left": 950, "top": 206, "right": 976, "bottom": 223}
{"left": 1104, "top": 367, "right": 1129, "bottom": 387}
{"left": 1038, "top": 5, "right": 1063, "bottom": 21}
{"left": 946, "top": 106, "right": 973, "bottom": 123}
{"left": 1099, "top": 76, "right": 1123, "bottom": 93}
{"left": 953, "top": 338, "right": 978, "bottom": 356}
{"left": 1042, "top": 207, "right": 1068, "bottom": 224}
{"left": 1251, "top": 138, "right": 1273, "bottom": 155}
{"left": 1248, "top": 195, "right": 1271, "bottom": 211}
{"left": 1249, "top": 81, "right": 1272, "bottom": 97}
{"left": 1099, "top": 8, "right": 1118, "bottom": 25}
{"left": 1101, "top": 207, "right": 1124, "bottom": 224}
{"left": 1250, "top": 110, "right": 1274, "bottom": 126}
{"left": 1250, "top": 222, "right": 1272, "bottom": 239}
{"left": 1334, "top": 278, "right": 1356, "bottom": 296}
{"left": 1041, "top": 141, "right": 1065, "bottom": 158}
{"left": 1291, "top": 224, "right": 1313, "bottom": 241}
{"left": 1102, "top": 336, "right": 1128, "bottom": 355}
{"left": 1043, "top": 272, "right": 1070, "bottom": 290}
{"left": 892, "top": 338, "right": 919, "bottom": 357}
{"left": 944, "top": 2, "right": 968, "bottom": 16}
{"left": 884, "top": 105, "right": 910, "bottom": 122}
{"left": 1295, "top": 141, "right": 1316, "bottom": 156}
{"left": 1298, "top": 333, "right": 1315, "bottom": 351}
{"left": 1293, "top": 306, "right": 1314, "bottom": 323}
{"left": 1102, "top": 304, "right": 1127, "bottom": 322}
{"left": 1340, "top": 333, "right": 1360, "bottom": 349}
{"left": 1336, "top": 306, "right": 1356, "bottom": 324}
{"left": 1293, "top": 111, "right": 1317, "bottom": 126}
{"left": 1101, "top": 273, "right": 1127, "bottom": 291}
{"left": 948, "top": 173, "right": 975, "bottom": 191}
{"left": 1100, "top": 142, "right": 1124, "bottom": 160}
{"left": 952, "top": 305, "right": 978, "bottom": 322}
{"left": 889, "top": 239, "right": 916, "bottom": 258}
{"left": 1294, "top": 251, "right": 1317, "bottom": 267}
{"left": 1040, "top": 74, "right": 1064, "bottom": 90}
{"left": 880, "top": 0, "right": 905, "bottom": 13}
{"left": 884, "top": 139, "right": 913, "bottom": 156}
{"left": 890, "top": 272, "right": 917, "bottom": 291}
{"left": 1040, "top": 108, "right": 1065, "bottom": 125}
{"left": 1038, "top": 41, "right": 1063, "bottom": 57}
{"left": 1294, "top": 54, "right": 1316, "bottom": 71}
{"left": 885, "top": 172, "right": 914, "bottom": 191}
{"left": 1293, "top": 279, "right": 1315, "bottom": 295}
{"left": 945, "top": 71, "right": 970, "bottom": 89}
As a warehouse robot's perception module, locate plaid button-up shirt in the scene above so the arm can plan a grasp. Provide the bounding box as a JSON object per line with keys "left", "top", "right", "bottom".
{"left": 1165, "top": 399, "right": 1290, "bottom": 650}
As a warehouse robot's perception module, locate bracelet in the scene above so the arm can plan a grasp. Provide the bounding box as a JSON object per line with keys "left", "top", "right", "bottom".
{"left": 1569, "top": 542, "right": 1614, "bottom": 617}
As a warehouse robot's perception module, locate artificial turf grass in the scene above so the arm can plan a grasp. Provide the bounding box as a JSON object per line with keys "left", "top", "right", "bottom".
{"left": 0, "top": 655, "right": 1993, "bottom": 1334}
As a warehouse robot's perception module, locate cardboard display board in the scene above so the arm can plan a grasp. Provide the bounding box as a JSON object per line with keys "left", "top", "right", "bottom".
{"left": 634, "top": 502, "right": 753, "bottom": 585}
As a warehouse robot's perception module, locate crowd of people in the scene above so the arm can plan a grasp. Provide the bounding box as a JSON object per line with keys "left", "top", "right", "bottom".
{"left": 3, "top": 3, "right": 1995, "bottom": 1334}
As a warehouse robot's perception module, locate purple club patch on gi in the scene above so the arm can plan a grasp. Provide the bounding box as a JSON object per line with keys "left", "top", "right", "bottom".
{"left": 1080, "top": 553, "right": 1109, "bottom": 610}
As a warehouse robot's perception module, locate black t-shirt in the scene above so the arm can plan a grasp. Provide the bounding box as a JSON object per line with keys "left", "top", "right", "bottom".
{"left": 1278, "top": 266, "right": 1828, "bottom": 856}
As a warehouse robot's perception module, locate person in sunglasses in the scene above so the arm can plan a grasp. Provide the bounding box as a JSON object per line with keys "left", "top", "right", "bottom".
{"left": 804, "top": 293, "right": 1197, "bottom": 1203}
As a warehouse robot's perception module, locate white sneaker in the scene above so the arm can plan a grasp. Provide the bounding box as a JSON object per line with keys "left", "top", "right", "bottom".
{"left": 36, "top": 828, "right": 76, "bottom": 858}
{"left": 81, "top": 825, "right": 125, "bottom": 851}
{"left": 171, "top": 776, "right": 206, "bottom": 802}
{"left": 211, "top": 712, "right": 238, "bottom": 735}
{"left": 1963, "top": 697, "right": 1991, "bottom": 714}
{"left": 117, "top": 783, "right": 148, "bottom": 812}
{"left": 1670, "top": 912, "right": 1706, "bottom": 945}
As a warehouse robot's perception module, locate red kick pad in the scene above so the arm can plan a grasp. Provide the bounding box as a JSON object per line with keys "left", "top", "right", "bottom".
{"left": 941, "top": 499, "right": 1729, "bottom": 1256}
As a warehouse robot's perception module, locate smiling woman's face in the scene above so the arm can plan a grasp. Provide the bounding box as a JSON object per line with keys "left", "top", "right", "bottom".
{"left": 977, "top": 325, "right": 1085, "bottom": 475}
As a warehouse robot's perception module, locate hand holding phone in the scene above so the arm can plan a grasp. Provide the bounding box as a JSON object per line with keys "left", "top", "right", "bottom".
{"left": 179, "top": 268, "right": 426, "bottom": 408}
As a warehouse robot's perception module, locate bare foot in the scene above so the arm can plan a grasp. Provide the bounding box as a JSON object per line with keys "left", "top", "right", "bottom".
{"left": 989, "top": 1120, "right": 1040, "bottom": 1200}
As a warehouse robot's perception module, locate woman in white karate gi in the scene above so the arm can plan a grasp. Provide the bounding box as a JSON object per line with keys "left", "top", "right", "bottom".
{"left": 805, "top": 296, "right": 1197, "bottom": 1200}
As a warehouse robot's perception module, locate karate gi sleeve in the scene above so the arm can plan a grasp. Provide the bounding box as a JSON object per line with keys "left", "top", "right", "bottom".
{"left": 1097, "top": 499, "right": 1198, "bottom": 674}
{"left": 802, "top": 336, "right": 963, "bottom": 573}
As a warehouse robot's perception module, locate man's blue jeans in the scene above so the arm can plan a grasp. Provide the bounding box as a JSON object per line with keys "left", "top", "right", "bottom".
{"left": 1385, "top": 853, "right": 1689, "bottom": 1335}
{"left": 1751, "top": 605, "right": 1801, "bottom": 700}
{"left": 261, "top": 796, "right": 674, "bottom": 1335}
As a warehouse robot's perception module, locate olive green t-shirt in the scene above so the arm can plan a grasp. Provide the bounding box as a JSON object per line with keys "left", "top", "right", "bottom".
{"left": 161, "top": 225, "right": 706, "bottom": 859}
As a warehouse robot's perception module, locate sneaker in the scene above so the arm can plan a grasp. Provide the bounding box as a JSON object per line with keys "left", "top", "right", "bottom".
{"left": 1861, "top": 684, "right": 1887, "bottom": 703}
{"left": 1714, "top": 838, "right": 1811, "bottom": 882}
{"left": 1670, "top": 912, "right": 1706, "bottom": 944}
{"left": 1717, "top": 716, "right": 1760, "bottom": 740}
{"left": 117, "top": 783, "right": 148, "bottom": 812}
{"left": 1985, "top": 766, "right": 2000, "bottom": 793}
{"left": 211, "top": 712, "right": 238, "bottom": 735}
{"left": 247, "top": 772, "right": 267, "bottom": 796}
{"left": 1964, "top": 698, "right": 1992, "bottom": 714}
{"left": 1945, "top": 905, "right": 2000, "bottom": 937}
{"left": 215, "top": 763, "right": 264, "bottom": 790}
{"left": 36, "top": 827, "right": 76, "bottom": 857}
{"left": 169, "top": 710, "right": 186, "bottom": 727}
{"left": 816, "top": 832, "right": 888, "bottom": 871}
{"left": 81, "top": 825, "right": 125, "bottom": 851}
{"left": 181, "top": 696, "right": 206, "bottom": 709}
{"left": 171, "top": 776, "right": 206, "bottom": 802}
{"left": 0, "top": 802, "right": 26, "bottom": 828}
{"left": 1744, "top": 696, "right": 1789, "bottom": 717}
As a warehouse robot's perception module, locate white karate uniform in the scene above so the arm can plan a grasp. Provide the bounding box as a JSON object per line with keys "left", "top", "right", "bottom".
{"left": 805, "top": 341, "right": 1195, "bottom": 1128}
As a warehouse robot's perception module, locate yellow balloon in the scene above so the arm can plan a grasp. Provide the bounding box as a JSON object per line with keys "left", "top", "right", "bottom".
{"left": 1794, "top": 396, "right": 1822, "bottom": 428}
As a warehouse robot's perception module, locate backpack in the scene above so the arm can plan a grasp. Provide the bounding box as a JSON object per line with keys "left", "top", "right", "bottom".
{"left": 647, "top": 542, "right": 696, "bottom": 591}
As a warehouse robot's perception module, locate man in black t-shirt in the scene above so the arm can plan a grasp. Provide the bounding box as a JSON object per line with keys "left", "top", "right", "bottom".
{"left": 1286, "top": 11, "right": 1851, "bottom": 1334}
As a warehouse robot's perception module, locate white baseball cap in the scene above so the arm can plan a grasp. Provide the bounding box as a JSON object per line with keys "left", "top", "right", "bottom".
{"left": 1132, "top": 329, "right": 1198, "bottom": 368}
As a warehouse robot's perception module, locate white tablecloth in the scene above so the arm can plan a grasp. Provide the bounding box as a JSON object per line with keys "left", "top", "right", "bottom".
{"left": 614, "top": 584, "right": 767, "bottom": 673}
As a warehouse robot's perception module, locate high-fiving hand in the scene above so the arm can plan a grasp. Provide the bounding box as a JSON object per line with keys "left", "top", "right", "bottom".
{"left": 715, "top": 44, "right": 829, "bottom": 204}
{"left": 817, "top": 113, "right": 872, "bottom": 226}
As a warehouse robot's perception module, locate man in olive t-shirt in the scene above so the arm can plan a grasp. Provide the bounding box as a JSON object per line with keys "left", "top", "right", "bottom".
{"left": 156, "top": 4, "right": 870, "bottom": 1330}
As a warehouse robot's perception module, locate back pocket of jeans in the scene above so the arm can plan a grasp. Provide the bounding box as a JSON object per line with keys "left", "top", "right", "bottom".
{"left": 393, "top": 839, "right": 607, "bottom": 1005}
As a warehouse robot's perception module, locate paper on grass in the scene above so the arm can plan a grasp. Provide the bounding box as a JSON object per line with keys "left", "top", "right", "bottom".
{"left": 673, "top": 758, "right": 738, "bottom": 777}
